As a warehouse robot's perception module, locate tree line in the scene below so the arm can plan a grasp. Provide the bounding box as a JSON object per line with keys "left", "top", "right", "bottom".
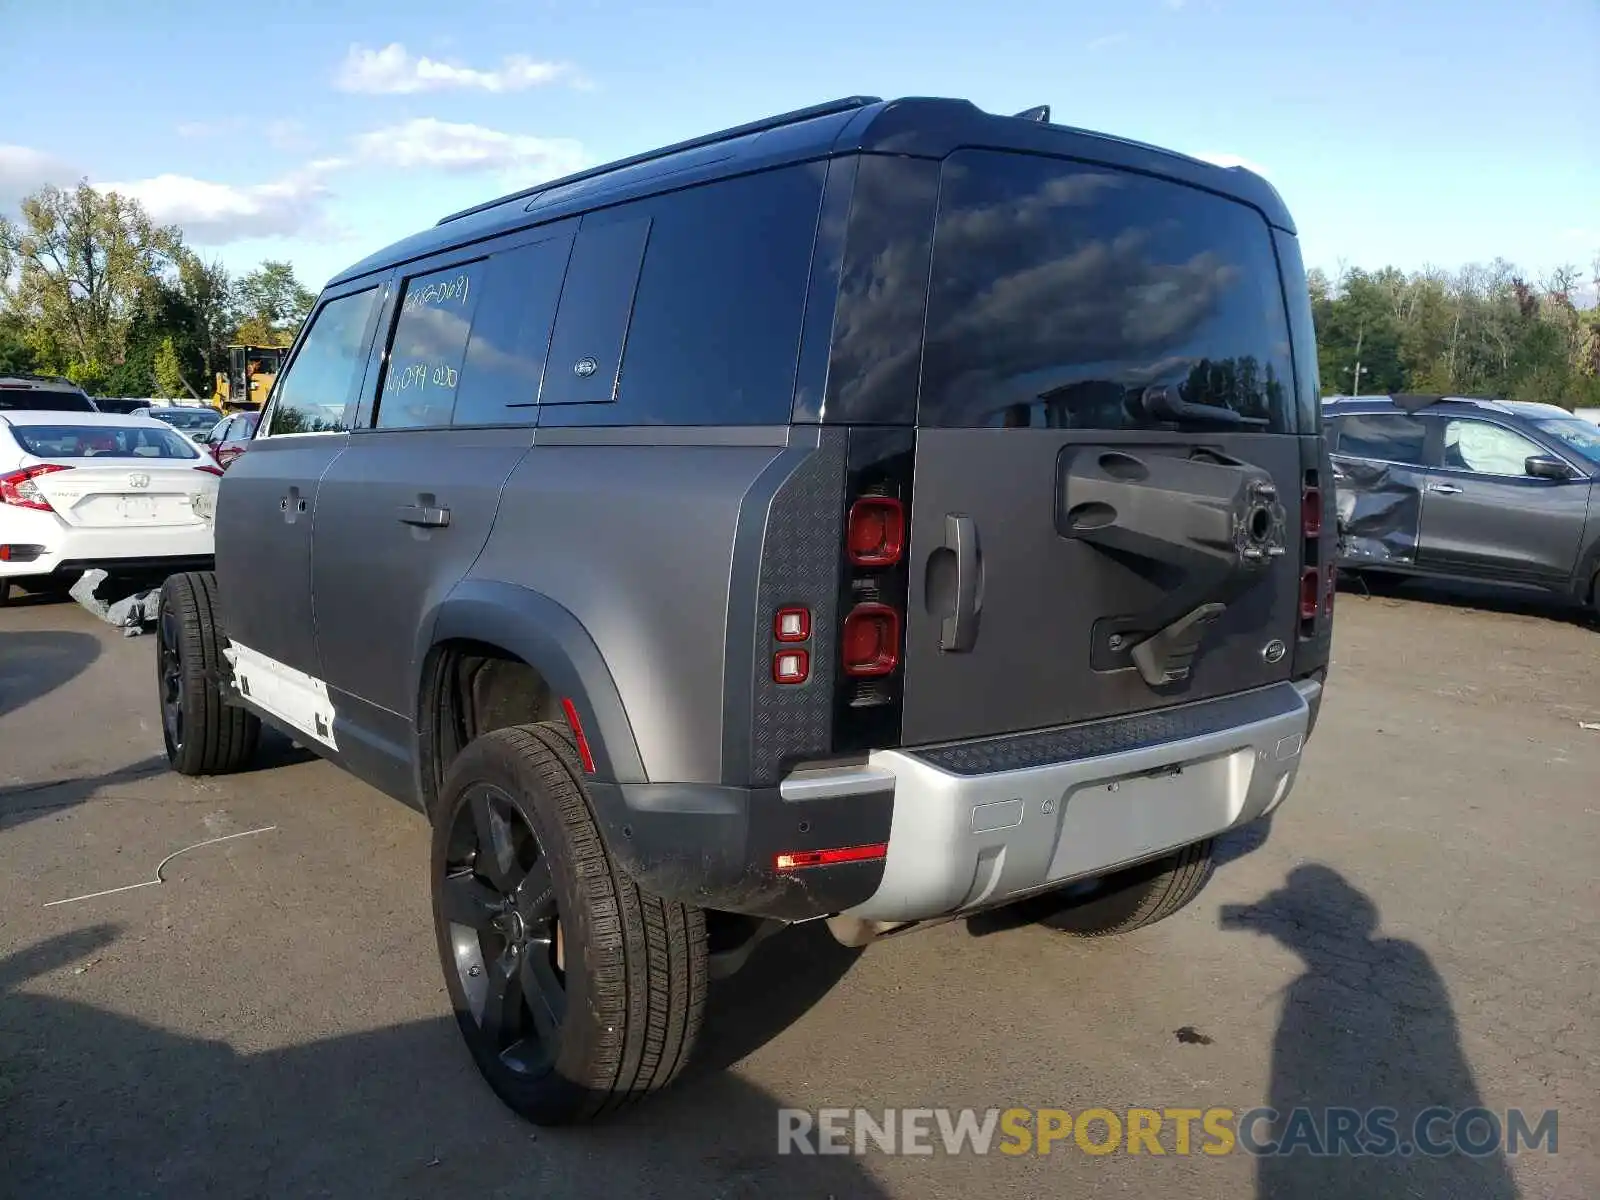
{"left": 1310, "top": 259, "right": 1600, "bottom": 410}
{"left": 0, "top": 182, "right": 316, "bottom": 399}
{"left": 4, "top": 180, "right": 1598, "bottom": 409}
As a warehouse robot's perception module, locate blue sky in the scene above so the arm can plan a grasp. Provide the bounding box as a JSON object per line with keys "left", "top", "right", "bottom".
{"left": 2, "top": 0, "right": 1596, "bottom": 294}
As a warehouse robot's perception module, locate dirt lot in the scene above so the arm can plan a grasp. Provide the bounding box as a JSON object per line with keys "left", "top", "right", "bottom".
{"left": 1, "top": 582, "right": 1597, "bottom": 1199}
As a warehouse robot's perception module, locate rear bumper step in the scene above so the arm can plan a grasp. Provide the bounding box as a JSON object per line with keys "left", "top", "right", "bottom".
{"left": 783, "top": 680, "right": 1319, "bottom": 924}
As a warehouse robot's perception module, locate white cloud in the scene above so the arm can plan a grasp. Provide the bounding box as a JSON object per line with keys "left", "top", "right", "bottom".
{"left": 1165, "top": 0, "right": 1188, "bottom": 9}
{"left": 1087, "top": 33, "right": 1129, "bottom": 50}
{"left": 352, "top": 118, "right": 588, "bottom": 177}
{"left": 1192, "top": 151, "right": 1273, "bottom": 180}
{"left": 0, "top": 144, "right": 79, "bottom": 209}
{"left": 335, "top": 42, "right": 583, "bottom": 94}
{"left": 95, "top": 164, "right": 341, "bottom": 244}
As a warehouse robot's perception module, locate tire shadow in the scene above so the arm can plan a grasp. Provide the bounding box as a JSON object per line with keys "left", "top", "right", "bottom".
{"left": 0, "top": 926, "right": 892, "bottom": 1200}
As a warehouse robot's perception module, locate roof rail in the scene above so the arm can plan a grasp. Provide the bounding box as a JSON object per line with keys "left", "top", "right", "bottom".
{"left": 0, "top": 371, "right": 77, "bottom": 387}
{"left": 436, "top": 95, "right": 883, "bottom": 227}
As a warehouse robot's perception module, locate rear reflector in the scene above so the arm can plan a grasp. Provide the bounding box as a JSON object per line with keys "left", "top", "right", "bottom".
{"left": 0, "top": 463, "right": 71, "bottom": 512}
{"left": 841, "top": 602, "right": 900, "bottom": 677}
{"left": 773, "top": 649, "right": 810, "bottom": 684}
{"left": 1299, "top": 568, "right": 1320, "bottom": 621}
{"left": 774, "top": 606, "right": 811, "bottom": 642}
{"left": 0, "top": 544, "right": 45, "bottom": 563}
{"left": 775, "top": 842, "right": 888, "bottom": 871}
{"left": 559, "top": 696, "right": 597, "bottom": 773}
{"left": 847, "top": 497, "right": 906, "bottom": 567}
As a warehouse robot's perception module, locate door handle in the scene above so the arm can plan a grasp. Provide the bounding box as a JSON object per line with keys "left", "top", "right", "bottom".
{"left": 939, "top": 513, "right": 982, "bottom": 653}
{"left": 397, "top": 502, "right": 451, "bottom": 528}
{"left": 1426, "top": 483, "right": 1463, "bottom": 495}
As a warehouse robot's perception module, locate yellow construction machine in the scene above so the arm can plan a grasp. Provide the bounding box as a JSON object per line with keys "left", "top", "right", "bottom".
{"left": 212, "top": 345, "right": 286, "bottom": 413}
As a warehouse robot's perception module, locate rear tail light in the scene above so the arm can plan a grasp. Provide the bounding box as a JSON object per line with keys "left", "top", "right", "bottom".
{"left": 194, "top": 463, "right": 225, "bottom": 477}
{"left": 0, "top": 464, "right": 71, "bottom": 512}
{"left": 773, "top": 649, "right": 810, "bottom": 684}
{"left": 841, "top": 603, "right": 901, "bottom": 677}
{"left": 847, "top": 497, "right": 905, "bottom": 566}
{"left": 1302, "top": 486, "right": 1322, "bottom": 538}
{"left": 1299, "top": 567, "right": 1320, "bottom": 621}
{"left": 774, "top": 606, "right": 811, "bottom": 642}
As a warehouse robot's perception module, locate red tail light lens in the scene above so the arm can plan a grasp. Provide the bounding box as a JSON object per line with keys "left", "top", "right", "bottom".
{"left": 773, "top": 649, "right": 810, "bottom": 684}
{"left": 194, "top": 463, "right": 225, "bottom": 477}
{"left": 1299, "top": 568, "right": 1320, "bottom": 621}
{"left": 847, "top": 497, "right": 905, "bottom": 567}
{"left": 1302, "top": 486, "right": 1322, "bottom": 538}
{"left": 841, "top": 602, "right": 901, "bottom": 677}
{"left": 774, "top": 606, "right": 811, "bottom": 642}
{"left": 775, "top": 842, "right": 888, "bottom": 872}
{"left": 0, "top": 463, "right": 71, "bottom": 512}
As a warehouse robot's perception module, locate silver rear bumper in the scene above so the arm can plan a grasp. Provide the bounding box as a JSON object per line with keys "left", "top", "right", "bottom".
{"left": 780, "top": 680, "right": 1319, "bottom": 924}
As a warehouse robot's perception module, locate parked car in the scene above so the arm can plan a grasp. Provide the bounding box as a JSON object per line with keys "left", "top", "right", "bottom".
{"left": 93, "top": 397, "right": 155, "bottom": 415}
{"left": 1, "top": 374, "right": 98, "bottom": 413}
{"left": 152, "top": 94, "right": 1334, "bottom": 1125}
{"left": 1325, "top": 393, "right": 1600, "bottom": 613}
{"left": 197, "top": 409, "right": 259, "bottom": 469}
{"left": 144, "top": 404, "right": 226, "bottom": 442}
{"left": 0, "top": 411, "right": 221, "bottom": 605}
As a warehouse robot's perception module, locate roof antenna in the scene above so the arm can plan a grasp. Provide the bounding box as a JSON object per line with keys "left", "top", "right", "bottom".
{"left": 1013, "top": 104, "right": 1051, "bottom": 123}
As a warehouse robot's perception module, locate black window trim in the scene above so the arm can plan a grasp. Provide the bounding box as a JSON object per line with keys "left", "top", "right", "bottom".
{"left": 259, "top": 278, "right": 388, "bottom": 440}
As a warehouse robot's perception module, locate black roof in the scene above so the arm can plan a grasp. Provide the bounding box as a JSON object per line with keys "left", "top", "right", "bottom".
{"left": 327, "top": 95, "right": 1297, "bottom": 287}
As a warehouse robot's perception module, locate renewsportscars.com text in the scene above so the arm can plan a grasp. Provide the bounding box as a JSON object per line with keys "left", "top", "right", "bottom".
{"left": 777, "top": 1106, "right": 1559, "bottom": 1158}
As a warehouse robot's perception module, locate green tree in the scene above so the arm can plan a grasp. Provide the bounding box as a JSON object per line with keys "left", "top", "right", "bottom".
{"left": 234, "top": 260, "right": 315, "bottom": 346}
{"left": 153, "top": 336, "right": 185, "bottom": 398}
{"left": 0, "top": 313, "right": 36, "bottom": 375}
{"left": 174, "top": 251, "right": 237, "bottom": 385}
{"left": 0, "top": 181, "right": 182, "bottom": 379}
{"left": 103, "top": 281, "right": 204, "bottom": 398}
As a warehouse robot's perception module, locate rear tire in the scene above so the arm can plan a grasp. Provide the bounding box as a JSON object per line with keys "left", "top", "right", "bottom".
{"left": 156, "top": 571, "right": 261, "bottom": 775}
{"left": 432, "top": 722, "right": 707, "bottom": 1125}
{"left": 1033, "top": 839, "right": 1215, "bottom": 937}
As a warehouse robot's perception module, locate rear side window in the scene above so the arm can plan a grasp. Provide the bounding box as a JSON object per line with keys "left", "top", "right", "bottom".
{"left": 920, "top": 150, "right": 1297, "bottom": 432}
{"left": 7, "top": 423, "right": 199, "bottom": 459}
{"left": 375, "top": 261, "right": 486, "bottom": 429}
{"left": 450, "top": 234, "right": 572, "bottom": 426}
{"left": 1332, "top": 413, "right": 1429, "bottom": 465}
{"left": 264, "top": 287, "right": 381, "bottom": 436}
{"left": 0, "top": 388, "right": 95, "bottom": 412}
{"left": 540, "top": 163, "right": 825, "bottom": 425}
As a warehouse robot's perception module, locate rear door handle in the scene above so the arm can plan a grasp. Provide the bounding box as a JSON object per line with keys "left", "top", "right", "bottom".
{"left": 939, "top": 513, "right": 982, "bottom": 652}
{"left": 1426, "top": 483, "right": 1462, "bottom": 495}
{"left": 397, "top": 503, "right": 451, "bottom": 528}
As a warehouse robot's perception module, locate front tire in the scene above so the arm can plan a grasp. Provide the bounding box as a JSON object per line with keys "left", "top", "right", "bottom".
{"left": 432, "top": 723, "right": 707, "bottom": 1125}
{"left": 1033, "top": 839, "right": 1215, "bottom": 937}
{"left": 156, "top": 571, "right": 261, "bottom": 775}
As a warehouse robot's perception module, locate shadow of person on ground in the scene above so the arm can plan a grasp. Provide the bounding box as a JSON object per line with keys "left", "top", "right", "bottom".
{"left": 1222, "top": 864, "right": 1521, "bottom": 1200}
{"left": 1, "top": 927, "right": 889, "bottom": 1200}
{"left": 0, "top": 629, "right": 101, "bottom": 721}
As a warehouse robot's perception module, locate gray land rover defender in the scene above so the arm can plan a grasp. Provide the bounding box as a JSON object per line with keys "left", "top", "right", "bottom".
{"left": 153, "top": 95, "right": 1335, "bottom": 1125}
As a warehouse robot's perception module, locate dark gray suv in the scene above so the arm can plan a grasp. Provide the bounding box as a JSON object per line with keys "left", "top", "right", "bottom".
{"left": 152, "top": 95, "right": 1334, "bottom": 1124}
{"left": 1326, "top": 393, "right": 1600, "bottom": 613}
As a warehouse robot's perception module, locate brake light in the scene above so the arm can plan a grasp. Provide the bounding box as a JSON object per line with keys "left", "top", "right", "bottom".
{"left": 847, "top": 497, "right": 905, "bottom": 567}
{"left": 0, "top": 464, "right": 71, "bottom": 512}
{"left": 1302, "top": 486, "right": 1321, "bottom": 538}
{"left": 194, "top": 463, "right": 225, "bottom": 477}
{"left": 775, "top": 842, "right": 888, "bottom": 871}
{"left": 841, "top": 603, "right": 901, "bottom": 677}
{"left": 1299, "top": 568, "right": 1320, "bottom": 621}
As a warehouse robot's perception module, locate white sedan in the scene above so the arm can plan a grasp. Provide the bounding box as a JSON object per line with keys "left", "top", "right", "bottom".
{"left": 0, "top": 411, "right": 222, "bottom": 604}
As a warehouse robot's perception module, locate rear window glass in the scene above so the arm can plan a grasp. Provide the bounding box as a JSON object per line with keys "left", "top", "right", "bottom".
{"left": 1332, "top": 413, "right": 1429, "bottom": 465}
{"left": 0, "top": 388, "right": 96, "bottom": 412}
{"left": 919, "top": 150, "right": 1297, "bottom": 432}
{"left": 148, "top": 408, "right": 222, "bottom": 432}
{"left": 8, "top": 424, "right": 200, "bottom": 459}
